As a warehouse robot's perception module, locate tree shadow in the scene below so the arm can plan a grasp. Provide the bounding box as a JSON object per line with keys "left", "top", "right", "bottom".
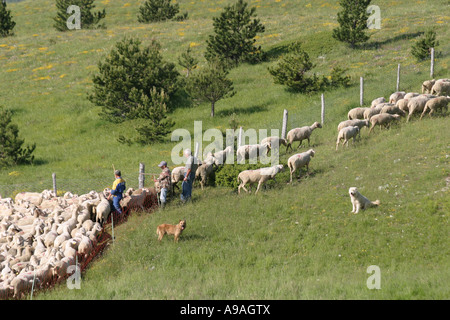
{"left": 170, "top": 88, "right": 194, "bottom": 110}
{"left": 216, "top": 105, "right": 268, "bottom": 118}
{"left": 362, "top": 32, "right": 425, "bottom": 50}
{"left": 31, "top": 158, "right": 49, "bottom": 166}
{"left": 264, "top": 43, "right": 290, "bottom": 61}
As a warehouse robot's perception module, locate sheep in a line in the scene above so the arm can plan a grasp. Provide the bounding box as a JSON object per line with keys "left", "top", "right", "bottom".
{"left": 195, "top": 162, "right": 216, "bottom": 190}
{"left": 380, "top": 104, "right": 406, "bottom": 117}
{"left": 368, "top": 114, "right": 401, "bottom": 134}
{"left": 431, "top": 79, "right": 450, "bottom": 96}
{"left": 260, "top": 136, "right": 288, "bottom": 156}
{"left": 422, "top": 80, "right": 436, "bottom": 94}
{"left": 406, "top": 95, "right": 436, "bottom": 122}
{"left": 389, "top": 91, "right": 406, "bottom": 104}
{"left": 213, "top": 146, "right": 233, "bottom": 166}
{"left": 364, "top": 105, "right": 384, "bottom": 120}
{"left": 395, "top": 98, "right": 410, "bottom": 113}
{"left": 237, "top": 165, "right": 284, "bottom": 195}
{"left": 236, "top": 144, "right": 269, "bottom": 164}
{"left": 287, "top": 149, "right": 315, "bottom": 183}
{"left": 370, "top": 97, "right": 386, "bottom": 108}
{"left": 171, "top": 166, "right": 186, "bottom": 193}
{"left": 420, "top": 96, "right": 449, "bottom": 119}
{"left": 337, "top": 119, "right": 369, "bottom": 138}
{"left": 336, "top": 126, "right": 360, "bottom": 150}
{"left": 348, "top": 107, "right": 370, "bottom": 120}
{"left": 285, "top": 122, "right": 322, "bottom": 152}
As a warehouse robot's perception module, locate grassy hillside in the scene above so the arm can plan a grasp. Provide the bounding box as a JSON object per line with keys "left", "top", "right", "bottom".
{"left": 0, "top": 0, "right": 448, "bottom": 299}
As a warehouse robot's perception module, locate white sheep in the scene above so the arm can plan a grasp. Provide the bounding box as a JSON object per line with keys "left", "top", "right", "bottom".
{"left": 237, "top": 165, "right": 284, "bottom": 194}
{"left": 431, "top": 79, "right": 450, "bottom": 96}
{"left": 380, "top": 104, "right": 406, "bottom": 117}
{"left": 370, "top": 97, "right": 386, "bottom": 108}
{"left": 336, "top": 126, "right": 360, "bottom": 150}
{"left": 363, "top": 105, "right": 383, "bottom": 120}
{"left": 395, "top": 98, "right": 410, "bottom": 113}
{"left": 213, "top": 146, "right": 233, "bottom": 166}
{"left": 422, "top": 80, "right": 436, "bottom": 94}
{"left": 236, "top": 144, "right": 268, "bottom": 164}
{"left": 94, "top": 193, "right": 111, "bottom": 226}
{"left": 348, "top": 107, "right": 370, "bottom": 120}
{"left": 195, "top": 162, "right": 215, "bottom": 190}
{"left": 404, "top": 92, "right": 420, "bottom": 100}
{"left": 260, "top": 136, "right": 287, "bottom": 155}
{"left": 420, "top": 96, "right": 449, "bottom": 119}
{"left": 406, "top": 95, "right": 435, "bottom": 122}
{"left": 369, "top": 114, "right": 401, "bottom": 134}
{"left": 286, "top": 122, "right": 322, "bottom": 152}
{"left": 287, "top": 149, "right": 315, "bottom": 183}
{"left": 389, "top": 91, "right": 406, "bottom": 104}
{"left": 337, "top": 119, "right": 369, "bottom": 137}
{"left": 14, "top": 192, "right": 43, "bottom": 206}
{"left": 171, "top": 166, "right": 186, "bottom": 192}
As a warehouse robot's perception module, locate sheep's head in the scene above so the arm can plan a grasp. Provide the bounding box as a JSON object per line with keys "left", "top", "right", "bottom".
{"left": 312, "top": 122, "right": 322, "bottom": 129}
{"left": 308, "top": 149, "right": 315, "bottom": 157}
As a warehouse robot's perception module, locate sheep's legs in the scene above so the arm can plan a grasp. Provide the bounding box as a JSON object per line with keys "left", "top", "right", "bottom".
{"left": 255, "top": 182, "right": 262, "bottom": 195}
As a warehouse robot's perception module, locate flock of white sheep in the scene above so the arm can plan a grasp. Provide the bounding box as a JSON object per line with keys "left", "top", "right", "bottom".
{"left": 0, "top": 187, "right": 157, "bottom": 299}
{"left": 0, "top": 77, "right": 448, "bottom": 300}
{"left": 337, "top": 78, "right": 449, "bottom": 149}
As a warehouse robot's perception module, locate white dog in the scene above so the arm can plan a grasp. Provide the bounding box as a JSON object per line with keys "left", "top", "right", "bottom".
{"left": 349, "top": 187, "right": 380, "bottom": 213}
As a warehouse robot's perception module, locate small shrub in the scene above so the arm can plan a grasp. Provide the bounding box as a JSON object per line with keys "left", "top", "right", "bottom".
{"left": 215, "top": 163, "right": 262, "bottom": 189}
{"left": 138, "top": 0, "right": 180, "bottom": 23}
{"left": 0, "top": 1, "right": 16, "bottom": 37}
{"left": 411, "top": 29, "right": 439, "bottom": 61}
{"left": 53, "top": 0, "right": 106, "bottom": 31}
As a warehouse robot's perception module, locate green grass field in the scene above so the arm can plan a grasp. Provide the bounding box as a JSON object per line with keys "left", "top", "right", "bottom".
{"left": 0, "top": 0, "right": 449, "bottom": 299}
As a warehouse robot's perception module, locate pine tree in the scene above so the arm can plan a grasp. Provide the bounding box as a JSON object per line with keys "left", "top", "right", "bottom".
{"left": 0, "top": 1, "right": 16, "bottom": 38}
{"left": 53, "top": 0, "right": 106, "bottom": 31}
{"left": 137, "top": 0, "right": 179, "bottom": 23}
{"left": 268, "top": 41, "right": 319, "bottom": 93}
{"left": 411, "top": 29, "right": 439, "bottom": 61}
{"left": 0, "top": 106, "right": 36, "bottom": 168}
{"left": 133, "top": 88, "right": 175, "bottom": 144}
{"left": 205, "top": 0, "right": 265, "bottom": 66}
{"left": 332, "top": 0, "right": 371, "bottom": 48}
{"left": 88, "top": 37, "right": 179, "bottom": 123}
{"left": 178, "top": 46, "right": 198, "bottom": 77}
{"left": 186, "top": 61, "right": 235, "bottom": 117}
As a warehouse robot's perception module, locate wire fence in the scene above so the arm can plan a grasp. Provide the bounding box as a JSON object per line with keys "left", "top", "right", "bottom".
{"left": 0, "top": 172, "right": 151, "bottom": 200}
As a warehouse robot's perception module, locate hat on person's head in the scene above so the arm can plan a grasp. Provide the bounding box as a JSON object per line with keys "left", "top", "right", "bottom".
{"left": 114, "top": 170, "right": 121, "bottom": 177}
{"left": 158, "top": 161, "right": 167, "bottom": 168}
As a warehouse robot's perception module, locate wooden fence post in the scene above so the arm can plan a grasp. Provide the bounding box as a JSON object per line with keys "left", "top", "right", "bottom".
{"left": 281, "top": 109, "right": 288, "bottom": 140}
{"left": 360, "top": 77, "right": 364, "bottom": 106}
{"left": 430, "top": 48, "right": 435, "bottom": 79}
{"left": 52, "top": 173, "right": 57, "bottom": 196}
{"left": 321, "top": 94, "right": 325, "bottom": 125}
{"left": 139, "top": 163, "right": 145, "bottom": 189}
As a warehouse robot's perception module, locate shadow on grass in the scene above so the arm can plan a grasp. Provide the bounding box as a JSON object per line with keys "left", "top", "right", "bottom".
{"left": 362, "top": 32, "right": 424, "bottom": 50}
{"left": 216, "top": 104, "right": 268, "bottom": 117}
{"left": 32, "top": 158, "right": 49, "bottom": 166}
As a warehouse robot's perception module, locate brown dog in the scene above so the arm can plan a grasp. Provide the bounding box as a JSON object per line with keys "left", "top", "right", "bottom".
{"left": 156, "top": 220, "right": 186, "bottom": 242}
